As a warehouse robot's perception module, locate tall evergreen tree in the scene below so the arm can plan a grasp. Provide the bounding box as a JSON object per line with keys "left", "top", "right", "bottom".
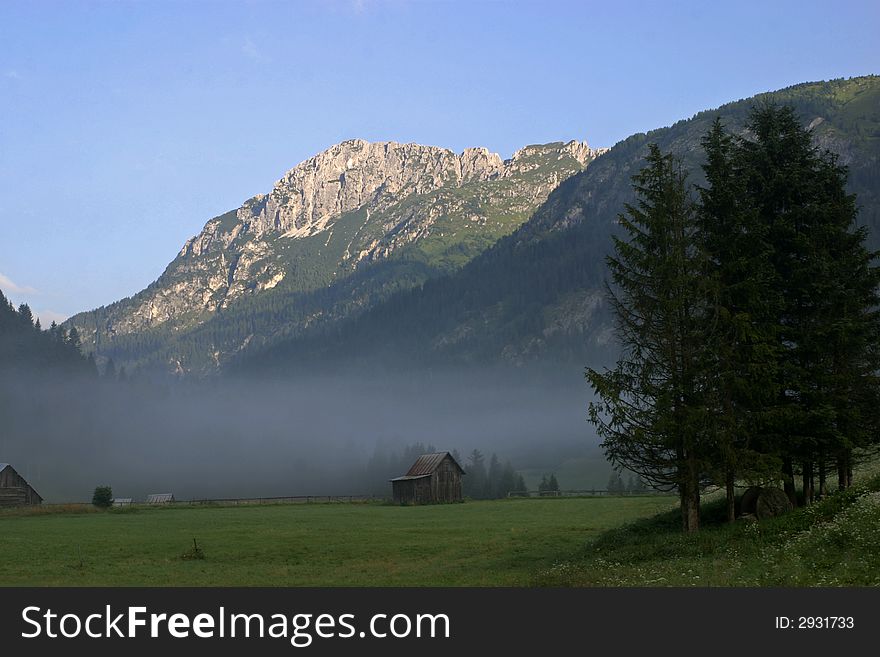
{"left": 606, "top": 471, "right": 623, "bottom": 494}
{"left": 737, "top": 104, "right": 880, "bottom": 503}
{"left": 698, "top": 118, "right": 781, "bottom": 521}
{"left": 18, "top": 303, "right": 33, "bottom": 327}
{"left": 538, "top": 474, "right": 549, "bottom": 493}
{"left": 486, "top": 453, "right": 502, "bottom": 499}
{"left": 496, "top": 461, "right": 518, "bottom": 498}
{"left": 68, "top": 325, "right": 81, "bottom": 348}
{"left": 464, "top": 449, "right": 487, "bottom": 499}
{"left": 588, "top": 144, "right": 710, "bottom": 532}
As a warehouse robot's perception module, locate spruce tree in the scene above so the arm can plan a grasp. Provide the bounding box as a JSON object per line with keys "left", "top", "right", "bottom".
{"left": 698, "top": 118, "right": 780, "bottom": 521}
{"left": 738, "top": 104, "right": 880, "bottom": 502}
{"left": 588, "top": 144, "right": 710, "bottom": 532}
{"left": 464, "top": 449, "right": 487, "bottom": 499}
{"left": 606, "top": 472, "right": 619, "bottom": 493}
{"left": 18, "top": 303, "right": 33, "bottom": 327}
{"left": 497, "top": 461, "right": 518, "bottom": 498}
{"left": 487, "top": 453, "right": 502, "bottom": 498}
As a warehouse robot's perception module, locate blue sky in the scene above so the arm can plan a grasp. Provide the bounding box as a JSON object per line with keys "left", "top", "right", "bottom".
{"left": 1, "top": 0, "right": 877, "bottom": 322}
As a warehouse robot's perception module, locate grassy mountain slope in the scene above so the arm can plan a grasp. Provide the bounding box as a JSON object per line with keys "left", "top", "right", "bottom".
{"left": 68, "top": 140, "right": 598, "bottom": 374}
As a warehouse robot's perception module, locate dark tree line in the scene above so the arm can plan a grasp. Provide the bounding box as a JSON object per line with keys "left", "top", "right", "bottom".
{"left": 588, "top": 105, "right": 880, "bottom": 532}
{"left": 459, "top": 449, "right": 527, "bottom": 499}
{"left": 0, "top": 291, "right": 95, "bottom": 375}
{"left": 537, "top": 473, "right": 560, "bottom": 494}
{"left": 606, "top": 471, "right": 649, "bottom": 494}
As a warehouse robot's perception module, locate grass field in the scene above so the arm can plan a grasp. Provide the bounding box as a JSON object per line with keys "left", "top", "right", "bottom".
{"left": 535, "top": 463, "right": 880, "bottom": 587}
{"left": 5, "top": 462, "right": 879, "bottom": 587}
{"left": 0, "top": 496, "right": 674, "bottom": 586}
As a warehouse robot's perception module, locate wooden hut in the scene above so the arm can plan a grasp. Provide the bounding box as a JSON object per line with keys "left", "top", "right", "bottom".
{"left": 0, "top": 463, "right": 43, "bottom": 507}
{"left": 390, "top": 452, "right": 464, "bottom": 504}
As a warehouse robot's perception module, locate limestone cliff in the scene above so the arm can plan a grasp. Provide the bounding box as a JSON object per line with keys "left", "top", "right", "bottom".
{"left": 69, "top": 138, "right": 603, "bottom": 366}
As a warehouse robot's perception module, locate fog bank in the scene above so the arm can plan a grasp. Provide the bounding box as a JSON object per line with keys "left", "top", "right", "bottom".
{"left": 1, "top": 368, "right": 604, "bottom": 502}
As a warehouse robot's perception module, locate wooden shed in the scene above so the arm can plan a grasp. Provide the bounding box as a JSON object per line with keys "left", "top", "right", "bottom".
{"left": 390, "top": 452, "right": 464, "bottom": 504}
{"left": 0, "top": 463, "right": 43, "bottom": 507}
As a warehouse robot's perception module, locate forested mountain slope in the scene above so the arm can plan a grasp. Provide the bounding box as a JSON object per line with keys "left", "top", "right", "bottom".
{"left": 67, "top": 140, "right": 601, "bottom": 374}
{"left": 235, "top": 76, "right": 880, "bottom": 376}
{"left": 0, "top": 290, "right": 93, "bottom": 375}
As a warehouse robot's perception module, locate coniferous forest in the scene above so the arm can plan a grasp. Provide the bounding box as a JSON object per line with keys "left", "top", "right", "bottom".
{"left": 588, "top": 105, "right": 880, "bottom": 532}
{"left": 0, "top": 291, "right": 95, "bottom": 376}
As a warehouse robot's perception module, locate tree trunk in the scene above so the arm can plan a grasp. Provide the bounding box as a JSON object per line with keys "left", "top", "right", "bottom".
{"left": 682, "top": 484, "right": 700, "bottom": 533}
{"left": 818, "top": 457, "right": 827, "bottom": 498}
{"left": 802, "top": 461, "right": 813, "bottom": 507}
{"left": 726, "top": 468, "right": 736, "bottom": 523}
{"left": 782, "top": 457, "right": 797, "bottom": 507}
{"left": 680, "top": 454, "right": 701, "bottom": 533}
{"left": 679, "top": 487, "right": 689, "bottom": 532}
{"left": 837, "top": 449, "right": 853, "bottom": 490}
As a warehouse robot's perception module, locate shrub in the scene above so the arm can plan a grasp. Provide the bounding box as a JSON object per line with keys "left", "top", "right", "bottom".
{"left": 92, "top": 486, "right": 113, "bottom": 508}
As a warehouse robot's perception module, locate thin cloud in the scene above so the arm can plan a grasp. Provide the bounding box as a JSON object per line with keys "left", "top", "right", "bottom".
{"left": 241, "top": 37, "right": 268, "bottom": 62}
{"left": 0, "top": 272, "right": 38, "bottom": 296}
{"left": 4, "top": 70, "right": 21, "bottom": 80}
{"left": 351, "top": 0, "right": 386, "bottom": 15}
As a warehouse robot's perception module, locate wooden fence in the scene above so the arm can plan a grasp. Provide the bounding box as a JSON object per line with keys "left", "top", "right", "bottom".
{"left": 35, "top": 491, "right": 672, "bottom": 507}
{"left": 180, "top": 494, "right": 383, "bottom": 506}
{"left": 37, "top": 494, "right": 384, "bottom": 508}
{"left": 507, "top": 489, "right": 672, "bottom": 498}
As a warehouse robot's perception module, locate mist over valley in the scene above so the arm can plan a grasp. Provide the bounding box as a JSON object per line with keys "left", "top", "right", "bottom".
{"left": 4, "top": 76, "right": 880, "bottom": 505}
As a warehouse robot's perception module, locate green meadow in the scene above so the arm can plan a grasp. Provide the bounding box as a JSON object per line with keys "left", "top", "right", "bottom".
{"left": 0, "top": 496, "right": 673, "bottom": 586}
{"left": 535, "top": 463, "right": 880, "bottom": 587}
{"left": 4, "top": 465, "right": 878, "bottom": 588}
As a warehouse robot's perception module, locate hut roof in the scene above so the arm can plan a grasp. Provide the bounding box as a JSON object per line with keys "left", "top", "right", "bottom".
{"left": 404, "top": 452, "right": 465, "bottom": 476}
{"left": 389, "top": 474, "right": 432, "bottom": 482}
{"left": 0, "top": 463, "right": 43, "bottom": 503}
{"left": 146, "top": 493, "right": 174, "bottom": 503}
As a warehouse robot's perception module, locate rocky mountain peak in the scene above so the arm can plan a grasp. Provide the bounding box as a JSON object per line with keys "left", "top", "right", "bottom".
{"left": 459, "top": 146, "right": 505, "bottom": 180}
{"left": 75, "top": 136, "right": 601, "bottom": 367}
{"left": 561, "top": 139, "right": 608, "bottom": 165}
{"left": 509, "top": 139, "right": 604, "bottom": 167}
{"left": 243, "top": 140, "right": 456, "bottom": 239}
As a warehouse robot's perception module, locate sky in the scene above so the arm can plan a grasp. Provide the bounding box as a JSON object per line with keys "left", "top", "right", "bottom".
{"left": 0, "top": 0, "right": 877, "bottom": 323}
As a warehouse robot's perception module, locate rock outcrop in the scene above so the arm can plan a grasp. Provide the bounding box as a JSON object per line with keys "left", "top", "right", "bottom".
{"left": 69, "top": 138, "right": 603, "bottom": 365}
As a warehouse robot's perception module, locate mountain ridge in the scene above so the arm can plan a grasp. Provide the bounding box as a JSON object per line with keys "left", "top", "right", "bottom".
{"left": 233, "top": 75, "right": 880, "bottom": 376}
{"left": 68, "top": 137, "right": 604, "bottom": 372}
{"left": 68, "top": 76, "right": 880, "bottom": 378}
